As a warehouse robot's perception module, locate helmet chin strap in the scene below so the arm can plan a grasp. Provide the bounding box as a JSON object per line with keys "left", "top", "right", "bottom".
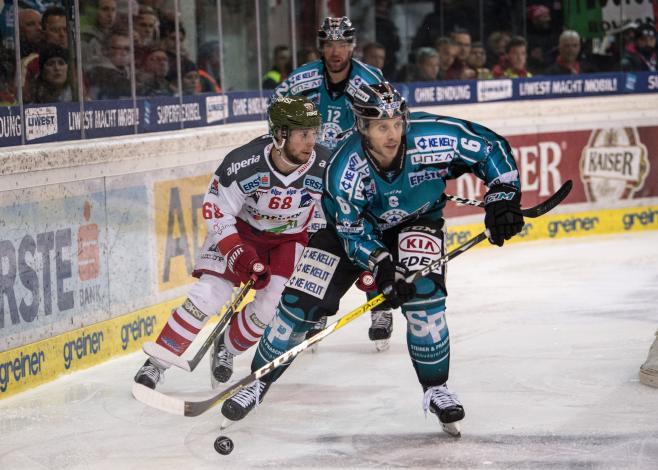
{"left": 271, "top": 135, "right": 302, "bottom": 170}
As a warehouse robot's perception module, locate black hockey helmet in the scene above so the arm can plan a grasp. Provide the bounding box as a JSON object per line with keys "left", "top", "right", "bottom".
{"left": 317, "top": 16, "right": 356, "bottom": 48}
{"left": 268, "top": 96, "right": 321, "bottom": 139}
{"left": 351, "top": 82, "right": 409, "bottom": 133}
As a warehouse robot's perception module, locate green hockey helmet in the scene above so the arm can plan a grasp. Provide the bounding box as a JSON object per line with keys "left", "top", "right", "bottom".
{"left": 268, "top": 96, "right": 321, "bottom": 139}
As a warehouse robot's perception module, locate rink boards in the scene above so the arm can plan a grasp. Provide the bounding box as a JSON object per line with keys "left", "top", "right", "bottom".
{"left": 1, "top": 95, "right": 658, "bottom": 399}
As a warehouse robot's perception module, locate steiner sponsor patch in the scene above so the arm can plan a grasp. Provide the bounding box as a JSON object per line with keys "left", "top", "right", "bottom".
{"left": 285, "top": 248, "right": 339, "bottom": 299}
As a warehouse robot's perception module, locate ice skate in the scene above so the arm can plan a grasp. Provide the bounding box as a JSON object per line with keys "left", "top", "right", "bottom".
{"left": 221, "top": 379, "right": 271, "bottom": 422}
{"left": 640, "top": 329, "right": 658, "bottom": 388}
{"left": 368, "top": 309, "right": 393, "bottom": 351}
{"left": 306, "top": 316, "right": 327, "bottom": 353}
{"left": 423, "top": 384, "right": 465, "bottom": 437}
{"left": 211, "top": 333, "right": 234, "bottom": 387}
{"left": 134, "top": 359, "right": 166, "bottom": 390}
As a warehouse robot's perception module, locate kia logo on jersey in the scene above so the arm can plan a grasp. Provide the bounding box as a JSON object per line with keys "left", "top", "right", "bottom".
{"left": 399, "top": 234, "right": 440, "bottom": 254}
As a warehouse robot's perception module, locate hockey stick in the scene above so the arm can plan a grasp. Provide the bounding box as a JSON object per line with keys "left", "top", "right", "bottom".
{"left": 142, "top": 277, "right": 255, "bottom": 372}
{"left": 444, "top": 191, "right": 566, "bottom": 218}
{"left": 132, "top": 180, "right": 572, "bottom": 417}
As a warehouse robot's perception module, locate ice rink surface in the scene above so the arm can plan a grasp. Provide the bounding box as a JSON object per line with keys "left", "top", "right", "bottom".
{"left": 1, "top": 231, "right": 657, "bottom": 469}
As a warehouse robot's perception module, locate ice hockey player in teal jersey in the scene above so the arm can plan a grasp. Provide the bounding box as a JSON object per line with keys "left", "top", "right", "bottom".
{"left": 273, "top": 16, "right": 384, "bottom": 151}
{"left": 274, "top": 16, "right": 392, "bottom": 349}
{"left": 220, "top": 82, "right": 525, "bottom": 437}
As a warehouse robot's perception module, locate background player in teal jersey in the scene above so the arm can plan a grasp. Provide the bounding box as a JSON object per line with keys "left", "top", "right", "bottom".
{"left": 220, "top": 82, "right": 525, "bottom": 436}
{"left": 274, "top": 16, "right": 394, "bottom": 350}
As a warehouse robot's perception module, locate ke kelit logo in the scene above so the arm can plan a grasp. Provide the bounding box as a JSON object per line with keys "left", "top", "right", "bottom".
{"left": 579, "top": 128, "right": 649, "bottom": 202}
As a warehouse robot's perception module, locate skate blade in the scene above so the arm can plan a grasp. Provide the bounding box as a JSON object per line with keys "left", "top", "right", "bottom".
{"left": 374, "top": 339, "right": 390, "bottom": 352}
{"left": 640, "top": 369, "right": 658, "bottom": 388}
{"left": 220, "top": 417, "right": 236, "bottom": 431}
{"left": 441, "top": 421, "right": 461, "bottom": 438}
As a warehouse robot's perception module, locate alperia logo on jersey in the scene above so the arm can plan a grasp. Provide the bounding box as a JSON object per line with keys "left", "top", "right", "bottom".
{"left": 226, "top": 154, "right": 261, "bottom": 176}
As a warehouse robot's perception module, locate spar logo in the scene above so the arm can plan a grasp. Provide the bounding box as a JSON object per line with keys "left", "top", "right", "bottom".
{"left": 580, "top": 128, "right": 649, "bottom": 202}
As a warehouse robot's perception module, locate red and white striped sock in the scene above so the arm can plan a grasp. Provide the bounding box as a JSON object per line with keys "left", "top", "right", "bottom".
{"left": 155, "top": 299, "right": 207, "bottom": 356}
{"left": 224, "top": 305, "right": 267, "bottom": 356}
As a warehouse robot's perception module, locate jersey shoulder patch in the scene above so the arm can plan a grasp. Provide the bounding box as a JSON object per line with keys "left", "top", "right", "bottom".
{"left": 216, "top": 136, "right": 270, "bottom": 190}
{"left": 278, "top": 61, "right": 323, "bottom": 96}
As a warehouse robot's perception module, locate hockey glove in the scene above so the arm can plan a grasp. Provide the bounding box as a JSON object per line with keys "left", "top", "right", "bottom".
{"left": 220, "top": 235, "right": 271, "bottom": 289}
{"left": 484, "top": 184, "right": 524, "bottom": 247}
{"left": 371, "top": 251, "right": 416, "bottom": 309}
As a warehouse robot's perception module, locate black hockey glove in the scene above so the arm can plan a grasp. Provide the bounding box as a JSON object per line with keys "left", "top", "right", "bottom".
{"left": 371, "top": 251, "right": 416, "bottom": 309}
{"left": 484, "top": 184, "right": 524, "bottom": 247}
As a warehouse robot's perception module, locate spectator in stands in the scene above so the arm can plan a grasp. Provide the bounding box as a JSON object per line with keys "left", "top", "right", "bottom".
{"left": 544, "top": 30, "right": 595, "bottom": 75}
{"left": 411, "top": 0, "right": 479, "bottom": 51}
{"left": 22, "top": 7, "right": 69, "bottom": 90}
{"left": 197, "top": 41, "right": 221, "bottom": 93}
{"left": 445, "top": 29, "right": 476, "bottom": 80}
{"left": 180, "top": 58, "right": 201, "bottom": 95}
{"left": 493, "top": 36, "right": 532, "bottom": 78}
{"left": 262, "top": 45, "right": 291, "bottom": 89}
{"left": 526, "top": 4, "right": 558, "bottom": 73}
{"left": 0, "top": 44, "right": 17, "bottom": 105}
{"left": 297, "top": 48, "right": 320, "bottom": 66}
{"left": 362, "top": 42, "right": 386, "bottom": 73}
{"left": 81, "top": 0, "right": 118, "bottom": 70}
{"left": 435, "top": 36, "right": 457, "bottom": 80}
{"left": 138, "top": 45, "right": 172, "bottom": 96}
{"left": 486, "top": 30, "right": 511, "bottom": 70}
{"left": 621, "top": 23, "right": 657, "bottom": 72}
{"left": 135, "top": 5, "right": 158, "bottom": 48}
{"left": 87, "top": 30, "right": 131, "bottom": 100}
{"left": 160, "top": 18, "right": 189, "bottom": 64}
{"left": 398, "top": 47, "right": 439, "bottom": 82}
{"left": 467, "top": 42, "right": 493, "bottom": 79}
{"left": 19, "top": 8, "right": 42, "bottom": 58}
{"left": 374, "top": 0, "right": 400, "bottom": 79}
{"left": 25, "top": 44, "right": 76, "bottom": 104}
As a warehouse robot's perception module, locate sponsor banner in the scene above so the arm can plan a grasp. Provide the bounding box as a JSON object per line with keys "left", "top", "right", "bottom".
{"left": 140, "top": 96, "right": 204, "bottom": 133}
{"left": 399, "top": 81, "right": 475, "bottom": 107}
{"left": 3, "top": 74, "right": 658, "bottom": 147}
{"left": 445, "top": 205, "right": 658, "bottom": 251}
{"left": 154, "top": 175, "right": 210, "bottom": 292}
{"left": 0, "top": 182, "right": 111, "bottom": 349}
{"left": 0, "top": 106, "right": 22, "bottom": 147}
{"left": 81, "top": 99, "right": 140, "bottom": 139}
{"left": 225, "top": 90, "right": 269, "bottom": 124}
{"left": 444, "top": 124, "right": 658, "bottom": 218}
{"left": 104, "top": 181, "right": 153, "bottom": 317}
{"left": 0, "top": 289, "right": 254, "bottom": 399}
{"left": 23, "top": 102, "right": 81, "bottom": 144}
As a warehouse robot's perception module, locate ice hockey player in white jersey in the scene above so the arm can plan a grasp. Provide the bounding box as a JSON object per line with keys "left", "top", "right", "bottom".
{"left": 134, "top": 96, "right": 330, "bottom": 389}
{"left": 274, "top": 16, "right": 394, "bottom": 350}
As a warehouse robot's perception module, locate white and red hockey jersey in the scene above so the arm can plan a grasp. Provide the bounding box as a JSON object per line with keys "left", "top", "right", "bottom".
{"left": 202, "top": 135, "right": 331, "bottom": 253}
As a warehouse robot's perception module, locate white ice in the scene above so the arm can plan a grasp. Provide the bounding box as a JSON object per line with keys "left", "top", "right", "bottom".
{"left": 1, "top": 232, "right": 657, "bottom": 469}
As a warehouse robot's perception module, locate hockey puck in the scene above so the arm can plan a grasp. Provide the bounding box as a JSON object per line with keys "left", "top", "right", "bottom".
{"left": 214, "top": 435, "right": 234, "bottom": 455}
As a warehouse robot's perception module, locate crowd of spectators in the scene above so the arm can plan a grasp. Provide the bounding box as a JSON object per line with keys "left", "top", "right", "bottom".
{"left": 0, "top": 1, "right": 656, "bottom": 105}
{"left": 357, "top": 2, "right": 656, "bottom": 83}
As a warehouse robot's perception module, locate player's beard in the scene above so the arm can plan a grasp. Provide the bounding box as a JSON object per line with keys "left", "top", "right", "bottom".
{"left": 283, "top": 143, "right": 309, "bottom": 166}
{"left": 325, "top": 55, "right": 350, "bottom": 74}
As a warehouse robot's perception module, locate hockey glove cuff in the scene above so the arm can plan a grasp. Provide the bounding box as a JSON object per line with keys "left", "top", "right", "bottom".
{"left": 484, "top": 184, "right": 524, "bottom": 247}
